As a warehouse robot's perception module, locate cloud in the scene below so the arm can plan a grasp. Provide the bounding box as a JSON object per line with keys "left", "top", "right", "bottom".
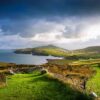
{"left": 0, "top": 15, "right": 100, "bottom": 49}
{"left": 32, "top": 32, "right": 62, "bottom": 43}
{"left": 27, "top": 16, "right": 100, "bottom": 43}
{"left": 0, "top": 34, "right": 33, "bottom": 49}
{"left": 0, "top": 0, "right": 100, "bottom": 49}
{"left": 0, "top": 15, "right": 100, "bottom": 39}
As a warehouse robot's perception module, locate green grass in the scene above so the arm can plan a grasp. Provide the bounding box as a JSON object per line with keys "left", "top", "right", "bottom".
{"left": 32, "top": 47, "right": 69, "bottom": 57}
{"left": 47, "top": 59, "right": 100, "bottom": 66}
{"left": 47, "top": 59, "right": 100, "bottom": 97}
{"left": 87, "top": 65, "right": 100, "bottom": 96}
{"left": 47, "top": 59, "right": 74, "bottom": 65}
{"left": 0, "top": 71, "right": 91, "bottom": 100}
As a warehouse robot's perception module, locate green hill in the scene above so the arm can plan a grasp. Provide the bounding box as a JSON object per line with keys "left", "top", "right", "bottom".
{"left": 72, "top": 46, "right": 100, "bottom": 59}
{"left": 76, "top": 46, "right": 100, "bottom": 53}
{"left": 14, "top": 45, "right": 69, "bottom": 57}
{"left": 14, "top": 45, "right": 100, "bottom": 59}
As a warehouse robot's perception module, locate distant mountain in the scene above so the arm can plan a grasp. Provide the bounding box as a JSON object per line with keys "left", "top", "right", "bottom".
{"left": 75, "top": 46, "right": 100, "bottom": 53}
{"left": 14, "top": 45, "right": 100, "bottom": 58}
{"left": 14, "top": 45, "right": 69, "bottom": 57}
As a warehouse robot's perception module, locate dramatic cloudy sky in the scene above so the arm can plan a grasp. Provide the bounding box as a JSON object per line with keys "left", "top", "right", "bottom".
{"left": 0, "top": 0, "right": 100, "bottom": 49}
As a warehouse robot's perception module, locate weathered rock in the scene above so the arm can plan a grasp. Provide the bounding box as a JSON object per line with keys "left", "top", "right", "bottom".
{"left": 89, "top": 92, "right": 98, "bottom": 98}
{"left": 9, "top": 70, "right": 15, "bottom": 75}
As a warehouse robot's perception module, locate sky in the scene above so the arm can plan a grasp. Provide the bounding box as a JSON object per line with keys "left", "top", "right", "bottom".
{"left": 0, "top": 0, "right": 100, "bottom": 50}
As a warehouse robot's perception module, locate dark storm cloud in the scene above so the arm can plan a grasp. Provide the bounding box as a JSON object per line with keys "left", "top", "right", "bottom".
{"left": 0, "top": 0, "right": 100, "bottom": 36}
{"left": 0, "top": 0, "right": 100, "bottom": 49}
{"left": 0, "top": 0, "right": 100, "bottom": 19}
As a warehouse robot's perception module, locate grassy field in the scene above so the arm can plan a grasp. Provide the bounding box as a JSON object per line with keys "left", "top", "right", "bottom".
{"left": 87, "top": 65, "right": 100, "bottom": 96}
{"left": 0, "top": 71, "right": 91, "bottom": 100}
{"left": 47, "top": 59, "right": 100, "bottom": 65}
{"left": 46, "top": 59, "right": 100, "bottom": 97}
{"left": 0, "top": 46, "right": 100, "bottom": 100}
{"left": 0, "top": 59, "right": 100, "bottom": 99}
{"left": 0, "top": 62, "right": 15, "bottom": 67}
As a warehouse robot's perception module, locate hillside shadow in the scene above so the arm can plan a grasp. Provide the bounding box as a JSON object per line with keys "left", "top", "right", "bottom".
{"left": 29, "top": 74, "right": 93, "bottom": 100}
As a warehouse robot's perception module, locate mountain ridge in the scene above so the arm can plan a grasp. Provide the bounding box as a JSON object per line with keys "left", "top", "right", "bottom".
{"left": 14, "top": 45, "right": 69, "bottom": 57}
{"left": 14, "top": 45, "right": 100, "bottom": 58}
{"left": 75, "top": 46, "right": 100, "bottom": 53}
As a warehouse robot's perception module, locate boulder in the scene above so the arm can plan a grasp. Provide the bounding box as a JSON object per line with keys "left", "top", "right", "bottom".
{"left": 9, "top": 70, "right": 15, "bottom": 75}
{"left": 89, "top": 92, "right": 98, "bottom": 98}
